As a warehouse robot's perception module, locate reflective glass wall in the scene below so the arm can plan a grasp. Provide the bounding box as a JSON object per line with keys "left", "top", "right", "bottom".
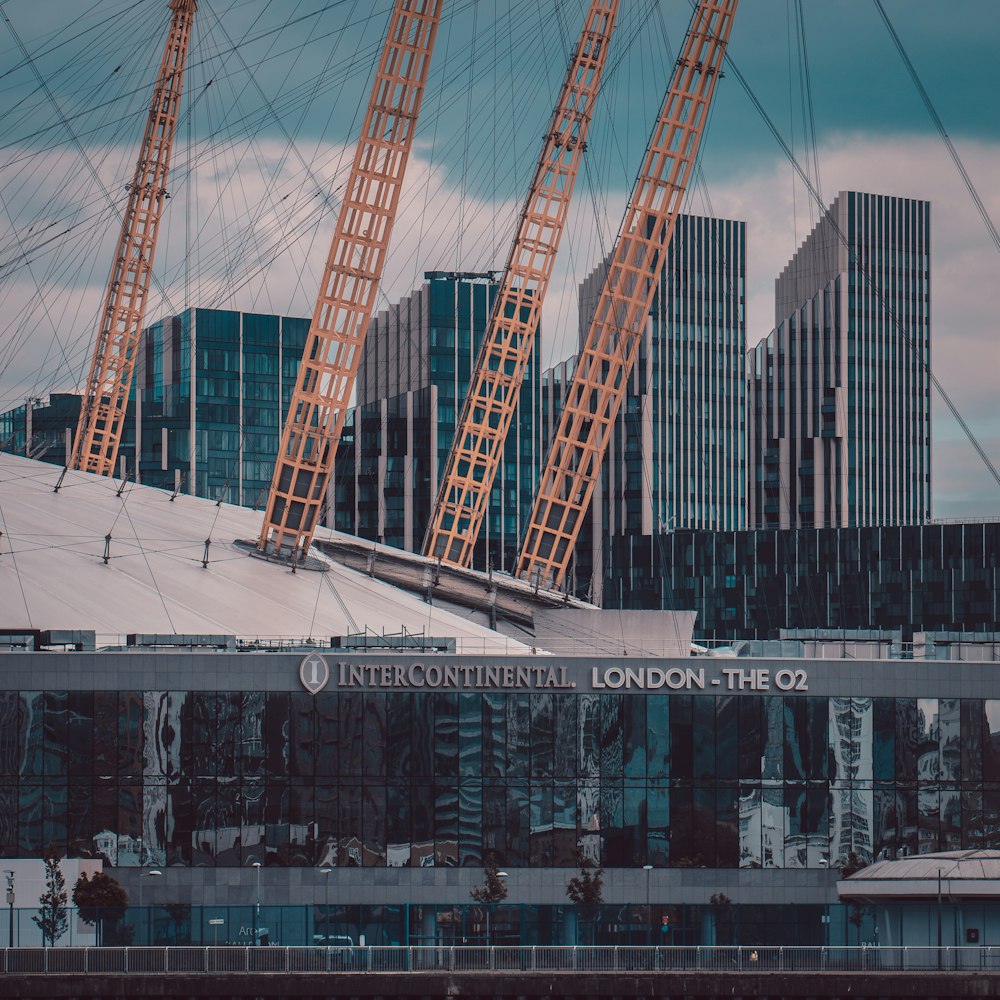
{"left": 1, "top": 690, "right": 997, "bottom": 869}
{"left": 604, "top": 522, "right": 1000, "bottom": 638}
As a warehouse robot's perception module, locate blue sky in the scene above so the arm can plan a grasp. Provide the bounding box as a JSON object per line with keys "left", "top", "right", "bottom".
{"left": 0, "top": 0, "right": 997, "bottom": 516}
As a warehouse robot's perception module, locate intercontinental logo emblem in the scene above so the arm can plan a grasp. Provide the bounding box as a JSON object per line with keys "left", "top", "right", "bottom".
{"left": 299, "top": 652, "right": 331, "bottom": 695}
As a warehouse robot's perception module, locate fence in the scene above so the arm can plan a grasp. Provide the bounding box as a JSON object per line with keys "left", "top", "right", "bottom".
{"left": 3, "top": 945, "right": 1000, "bottom": 974}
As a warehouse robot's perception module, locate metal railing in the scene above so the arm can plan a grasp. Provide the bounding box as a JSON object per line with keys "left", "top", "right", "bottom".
{"left": 3, "top": 945, "right": 1000, "bottom": 974}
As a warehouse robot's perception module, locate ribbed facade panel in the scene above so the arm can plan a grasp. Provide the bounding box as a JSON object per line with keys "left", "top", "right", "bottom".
{"left": 750, "top": 191, "right": 931, "bottom": 529}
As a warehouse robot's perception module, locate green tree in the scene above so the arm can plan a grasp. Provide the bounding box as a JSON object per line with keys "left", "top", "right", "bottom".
{"left": 566, "top": 847, "right": 604, "bottom": 944}
{"left": 73, "top": 871, "right": 130, "bottom": 946}
{"left": 33, "top": 848, "right": 68, "bottom": 947}
{"left": 470, "top": 859, "right": 508, "bottom": 904}
{"left": 471, "top": 856, "right": 507, "bottom": 945}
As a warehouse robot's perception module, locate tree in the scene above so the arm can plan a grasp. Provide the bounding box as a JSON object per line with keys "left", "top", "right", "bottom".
{"left": 565, "top": 847, "right": 603, "bottom": 944}
{"left": 470, "top": 859, "right": 508, "bottom": 904}
{"left": 470, "top": 856, "right": 507, "bottom": 945}
{"left": 835, "top": 854, "right": 872, "bottom": 937}
{"left": 33, "top": 848, "right": 68, "bottom": 947}
{"left": 708, "top": 892, "right": 734, "bottom": 945}
{"left": 73, "top": 871, "right": 130, "bottom": 946}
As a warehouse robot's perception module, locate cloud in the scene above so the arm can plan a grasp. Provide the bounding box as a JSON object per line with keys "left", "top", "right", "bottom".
{"left": 1, "top": 130, "right": 997, "bottom": 517}
{"left": 689, "top": 131, "right": 1000, "bottom": 517}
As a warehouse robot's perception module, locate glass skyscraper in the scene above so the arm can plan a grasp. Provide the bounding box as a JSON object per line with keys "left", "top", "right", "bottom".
{"left": 128, "top": 308, "right": 309, "bottom": 506}
{"left": 334, "top": 272, "right": 542, "bottom": 572}
{"left": 749, "top": 191, "right": 931, "bottom": 529}
{"left": 571, "top": 214, "right": 747, "bottom": 601}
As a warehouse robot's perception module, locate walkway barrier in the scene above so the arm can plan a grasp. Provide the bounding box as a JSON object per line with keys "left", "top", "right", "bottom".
{"left": 4, "top": 944, "right": 1000, "bottom": 974}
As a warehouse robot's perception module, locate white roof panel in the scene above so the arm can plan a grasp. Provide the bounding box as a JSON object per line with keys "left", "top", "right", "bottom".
{"left": 0, "top": 453, "right": 522, "bottom": 652}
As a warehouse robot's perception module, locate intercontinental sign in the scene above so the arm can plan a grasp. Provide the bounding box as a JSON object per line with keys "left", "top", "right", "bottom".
{"left": 299, "top": 653, "right": 809, "bottom": 695}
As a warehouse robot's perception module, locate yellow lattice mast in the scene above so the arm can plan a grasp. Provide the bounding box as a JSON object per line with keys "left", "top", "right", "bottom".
{"left": 517, "top": 0, "right": 739, "bottom": 590}
{"left": 258, "top": 0, "right": 441, "bottom": 561}
{"left": 422, "top": 0, "right": 619, "bottom": 568}
{"left": 71, "top": 0, "right": 197, "bottom": 476}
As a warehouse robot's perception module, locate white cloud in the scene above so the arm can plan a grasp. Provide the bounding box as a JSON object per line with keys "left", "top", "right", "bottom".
{"left": 1, "top": 130, "right": 997, "bottom": 517}
{"left": 687, "top": 131, "right": 1000, "bottom": 518}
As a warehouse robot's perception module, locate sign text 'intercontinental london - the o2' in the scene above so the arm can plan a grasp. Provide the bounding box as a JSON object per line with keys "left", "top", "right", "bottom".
{"left": 299, "top": 654, "right": 809, "bottom": 695}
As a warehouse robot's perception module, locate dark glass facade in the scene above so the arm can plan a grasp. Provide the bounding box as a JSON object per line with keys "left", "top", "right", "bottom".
{"left": 3, "top": 688, "right": 999, "bottom": 870}
{"left": 749, "top": 191, "right": 931, "bottom": 529}
{"left": 130, "top": 308, "right": 309, "bottom": 503}
{"left": 604, "top": 522, "right": 1000, "bottom": 639}
{"left": 335, "top": 273, "right": 541, "bottom": 572}
{"left": 0, "top": 393, "right": 80, "bottom": 466}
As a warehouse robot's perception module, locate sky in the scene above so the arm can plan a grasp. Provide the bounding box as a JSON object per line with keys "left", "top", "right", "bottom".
{"left": 0, "top": 0, "right": 997, "bottom": 518}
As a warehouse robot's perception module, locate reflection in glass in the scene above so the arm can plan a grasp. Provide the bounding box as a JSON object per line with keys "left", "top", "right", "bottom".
{"left": 939, "top": 699, "right": 961, "bottom": 782}
{"left": 646, "top": 695, "right": 669, "bottom": 780}
{"left": 917, "top": 786, "right": 939, "bottom": 853}
{"left": 761, "top": 786, "right": 784, "bottom": 868}
{"left": 142, "top": 779, "right": 167, "bottom": 866}
{"left": 739, "top": 786, "right": 761, "bottom": 868}
{"left": 984, "top": 701, "right": 1000, "bottom": 782}
{"left": 0, "top": 687, "right": 996, "bottom": 874}
{"left": 458, "top": 781, "right": 482, "bottom": 867}
{"left": 916, "top": 698, "right": 939, "bottom": 782}
{"left": 0, "top": 694, "right": 21, "bottom": 777}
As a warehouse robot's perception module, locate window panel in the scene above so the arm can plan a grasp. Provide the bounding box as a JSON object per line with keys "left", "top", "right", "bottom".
{"left": 873, "top": 698, "right": 895, "bottom": 782}
{"left": 739, "top": 785, "right": 761, "bottom": 868}
{"left": 983, "top": 701, "right": 1000, "bottom": 784}
{"left": 646, "top": 695, "right": 669, "bottom": 780}
{"left": 387, "top": 694, "right": 412, "bottom": 779}
{"left": 435, "top": 694, "right": 458, "bottom": 779}
{"left": 501, "top": 783, "right": 526, "bottom": 867}
{"left": 554, "top": 696, "right": 577, "bottom": 779}
{"left": 939, "top": 699, "right": 961, "bottom": 783}
{"left": 0, "top": 694, "right": 21, "bottom": 777}
{"left": 738, "top": 698, "right": 763, "bottom": 780}
{"left": 363, "top": 694, "right": 386, "bottom": 780}
{"left": 895, "top": 700, "right": 918, "bottom": 784}
{"left": 434, "top": 783, "right": 458, "bottom": 868}
{"left": 43, "top": 691, "right": 68, "bottom": 778}
{"left": 290, "top": 694, "right": 318, "bottom": 778}
{"left": 482, "top": 694, "right": 505, "bottom": 779}
{"left": 459, "top": 695, "right": 481, "bottom": 780}
{"left": 716, "top": 786, "right": 739, "bottom": 868}
{"left": 961, "top": 700, "right": 983, "bottom": 784}
{"left": 530, "top": 694, "right": 555, "bottom": 780}
{"left": 716, "top": 697, "right": 738, "bottom": 782}
{"left": 529, "top": 783, "right": 554, "bottom": 866}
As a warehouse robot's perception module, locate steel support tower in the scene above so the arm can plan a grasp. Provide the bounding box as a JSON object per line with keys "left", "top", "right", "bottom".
{"left": 423, "top": 1, "right": 619, "bottom": 568}
{"left": 516, "top": 0, "right": 739, "bottom": 590}
{"left": 258, "top": 0, "right": 441, "bottom": 560}
{"left": 72, "top": 0, "right": 197, "bottom": 476}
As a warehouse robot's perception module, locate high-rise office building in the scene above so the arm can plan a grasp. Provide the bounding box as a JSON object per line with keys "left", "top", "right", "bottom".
{"left": 127, "top": 307, "right": 309, "bottom": 505}
{"left": 573, "top": 214, "right": 747, "bottom": 601}
{"left": 0, "top": 393, "right": 80, "bottom": 465}
{"left": 334, "top": 272, "right": 542, "bottom": 571}
{"left": 0, "top": 309, "right": 310, "bottom": 506}
{"left": 748, "top": 191, "right": 931, "bottom": 529}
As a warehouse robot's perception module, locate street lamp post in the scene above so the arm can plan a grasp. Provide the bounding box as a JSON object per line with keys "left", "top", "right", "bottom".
{"left": 251, "top": 861, "right": 262, "bottom": 945}
{"left": 4, "top": 871, "right": 13, "bottom": 948}
{"left": 642, "top": 865, "right": 653, "bottom": 947}
{"left": 486, "top": 871, "right": 509, "bottom": 947}
{"left": 138, "top": 869, "right": 162, "bottom": 944}
{"left": 937, "top": 866, "right": 943, "bottom": 969}
{"left": 320, "top": 868, "right": 333, "bottom": 941}
{"left": 818, "top": 858, "right": 829, "bottom": 947}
